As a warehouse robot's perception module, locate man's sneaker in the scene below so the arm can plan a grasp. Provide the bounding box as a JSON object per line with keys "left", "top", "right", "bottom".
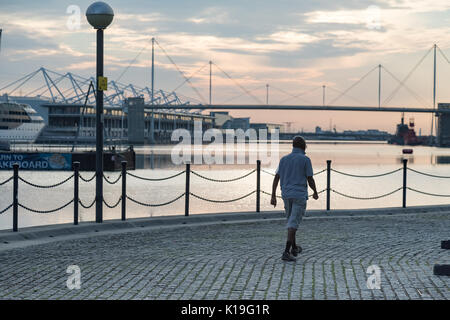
{"left": 291, "top": 245, "right": 302, "bottom": 257}
{"left": 282, "top": 251, "right": 296, "bottom": 262}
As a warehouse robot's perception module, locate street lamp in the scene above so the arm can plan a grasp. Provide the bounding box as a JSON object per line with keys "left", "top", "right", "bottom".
{"left": 86, "top": 1, "right": 114, "bottom": 223}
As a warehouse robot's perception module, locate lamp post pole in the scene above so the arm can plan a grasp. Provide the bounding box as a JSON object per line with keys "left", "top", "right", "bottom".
{"left": 95, "top": 28, "right": 104, "bottom": 223}
{"left": 86, "top": 1, "right": 114, "bottom": 223}
{"left": 150, "top": 37, "right": 155, "bottom": 144}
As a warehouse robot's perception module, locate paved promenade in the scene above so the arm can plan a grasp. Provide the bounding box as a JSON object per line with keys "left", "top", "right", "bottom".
{"left": 0, "top": 210, "right": 448, "bottom": 300}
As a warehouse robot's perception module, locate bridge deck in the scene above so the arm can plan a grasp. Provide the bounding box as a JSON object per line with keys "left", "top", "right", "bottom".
{"left": 146, "top": 104, "right": 450, "bottom": 113}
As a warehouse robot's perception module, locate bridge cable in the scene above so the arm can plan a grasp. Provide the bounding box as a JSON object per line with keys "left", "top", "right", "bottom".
{"left": 154, "top": 39, "right": 207, "bottom": 104}
{"left": 270, "top": 85, "right": 316, "bottom": 105}
{"left": 278, "top": 86, "right": 321, "bottom": 105}
{"left": 327, "top": 65, "right": 379, "bottom": 105}
{"left": 171, "top": 62, "right": 210, "bottom": 93}
{"left": 221, "top": 85, "right": 266, "bottom": 104}
{"left": 326, "top": 86, "right": 368, "bottom": 106}
{"left": 212, "top": 62, "right": 264, "bottom": 104}
{"left": 116, "top": 40, "right": 151, "bottom": 83}
{"left": 381, "top": 66, "right": 430, "bottom": 107}
{"left": 437, "top": 45, "right": 450, "bottom": 65}
{"left": 381, "top": 45, "right": 433, "bottom": 106}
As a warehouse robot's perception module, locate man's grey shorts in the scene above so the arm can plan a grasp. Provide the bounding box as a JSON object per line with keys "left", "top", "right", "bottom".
{"left": 282, "top": 198, "right": 307, "bottom": 229}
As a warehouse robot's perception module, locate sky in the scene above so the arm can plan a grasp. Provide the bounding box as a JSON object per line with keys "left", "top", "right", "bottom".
{"left": 1, "top": 0, "right": 450, "bottom": 133}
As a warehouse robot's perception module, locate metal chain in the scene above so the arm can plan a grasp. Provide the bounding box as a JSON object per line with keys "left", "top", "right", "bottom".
{"left": 332, "top": 187, "right": 402, "bottom": 200}
{"left": 331, "top": 168, "right": 402, "bottom": 178}
{"left": 407, "top": 168, "right": 450, "bottom": 179}
{"left": 313, "top": 189, "right": 327, "bottom": 197}
{"left": 407, "top": 187, "right": 450, "bottom": 197}
{"left": 103, "top": 197, "right": 122, "bottom": 208}
{"left": 80, "top": 173, "right": 96, "bottom": 182}
{"left": 0, "top": 176, "right": 13, "bottom": 186}
{"left": 103, "top": 173, "right": 122, "bottom": 185}
{"left": 191, "top": 169, "right": 255, "bottom": 182}
{"left": 19, "top": 199, "right": 74, "bottom": 214}
{"left": 79, "top": 198, "right": 96, "bottom": 209}
{"left": 127, "top": 170, "right": 185, "bottom": 181}
{"left": 127, "top": 193, "right": 185, "bottom": 207}
{"left": 19, "top": 174, "right": 74, "bottom": 189}
{"left": 190, "top": 190, "right": 256, "bottom": 203}
{"left": 261, "top": 190, "right": 282, "bottom": 198}
{"left": 0, "top": 203, "right": 13, "bottom": 215}
{"left": 313, "top": 169, "right": 327, "bottom": 176}
{"left": 261, "top": 169, "right": 275, "bottom": 176}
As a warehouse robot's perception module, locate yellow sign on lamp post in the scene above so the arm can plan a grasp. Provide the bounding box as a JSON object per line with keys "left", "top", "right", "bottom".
{"left": 98, "top": 76, "right": 108, "bottom": 91}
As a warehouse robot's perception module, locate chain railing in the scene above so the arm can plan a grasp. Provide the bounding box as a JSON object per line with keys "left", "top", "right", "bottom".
{"left": 103, "top": 173, "right": 122, "bottom": 185}
{"left": 79, "top": 198, "right": 96, "bottom": 209}
{"left": 18, "top": 199, "right": 74, "bottom": 214}
{"left": 190, "top": 190, "right": 256, "bottom": 203}
{"left": 127, "top": 170, "right": 185, "bottom": 181}
{"left": 407, "top": 187, "right": 450, "bottom": 197}
{"left": 18, "top": 174, "right": 74, "bottom": 189}
{"left": 191, "top": 169, "right": 255, "bottom": 182}
{"left": 0, "top": 176, "right": 13, "bottom": 186}
{"left": 127, "top": 193, "right": 185, "bottom": 207}
{"left": 2, "top": 158, "right": 450, "bottom": 232}
{"left": 103, "top": 196, "right": 122, "bottom": 209}
{"left": 80, "top": 173, "right": 96, "bottom": 182}
{"left": 331, "top": 187, "right": 403, "bottom": 200}
{"left": 331, "top": 168, "right": 402, "bottom": 178}
{"left": 0, "top": 204, "right": 13, "bottom": 215}
{"left": 407, "top": 167, "right": 450, "bottom": 179}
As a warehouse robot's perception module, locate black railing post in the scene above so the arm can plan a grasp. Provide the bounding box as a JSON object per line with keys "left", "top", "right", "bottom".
{"left": 256, "top": 160, "right": 261, "bottom": 213}
{"left": 402, "top": 158, "right": 408, "bottom": 208}
{"left": 326, "top": 160, "right": 331, "bottom": 211}
{"left": 13, "top": 163, "right": 19, "bottom": 232}
{"left": 185, "top": 163, "right": 190, "bottom": 216}
{"left": 121, "top": 161, "right": 127, "bottom": 221}
{"left": 73, "top": 161, "right": 80, "bottom": 225}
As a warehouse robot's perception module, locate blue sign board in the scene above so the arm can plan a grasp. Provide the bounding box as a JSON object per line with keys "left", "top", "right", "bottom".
{"left": 0, "top": 153, "right": 72, "bottom": 170}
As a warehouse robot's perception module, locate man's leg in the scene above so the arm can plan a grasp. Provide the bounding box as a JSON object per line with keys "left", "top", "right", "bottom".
{"left": 290, "top": 198, "right": 306, "bottom": 256}
{"left": 282, "top": 199, "right": 296, "bottom": 261}
{"left": 285, "top": 227, "right": 296, "bottom": 253}
{"left": 292, "top": 229, "right": 297, "bottom": 249}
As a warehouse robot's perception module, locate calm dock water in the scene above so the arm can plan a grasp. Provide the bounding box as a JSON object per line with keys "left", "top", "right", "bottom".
{"left": 1, "top": 141, "right": 449, "bottom": 230}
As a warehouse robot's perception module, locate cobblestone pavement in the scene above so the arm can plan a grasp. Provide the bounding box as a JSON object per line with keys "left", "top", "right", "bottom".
{"left": 0, "top": 212, "right": 448, "bottom": 300}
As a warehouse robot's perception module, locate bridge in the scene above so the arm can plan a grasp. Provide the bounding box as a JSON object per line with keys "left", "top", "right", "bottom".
{"left": 144, "top": 104, "right": 450, "bottom": 114}
{"left": 1, "top": 41, "right": 450, "bottom": 142}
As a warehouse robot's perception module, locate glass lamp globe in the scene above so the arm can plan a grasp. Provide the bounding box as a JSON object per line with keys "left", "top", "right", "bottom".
{"left": 86, "top": 2, "right": 114, "bottom": 29}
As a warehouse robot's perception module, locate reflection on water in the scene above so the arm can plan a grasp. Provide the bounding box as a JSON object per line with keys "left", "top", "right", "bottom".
{"left": 135, "top": 141, "right": 450, "bottom": 169}
{"left": 1, "top": 141, "right": 449, "bottom": 230}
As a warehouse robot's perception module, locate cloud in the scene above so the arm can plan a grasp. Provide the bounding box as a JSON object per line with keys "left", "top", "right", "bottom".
{"left": 2, "top": 0, "right": 450, "bottom": 125}
{"left": 187, "top": 7, "right": 236, "bottom": 24}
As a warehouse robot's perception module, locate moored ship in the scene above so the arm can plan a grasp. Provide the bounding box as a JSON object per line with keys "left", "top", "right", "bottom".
{"left": 0, "top": 101, "right": 45, "bottom": 143}
{"left": 388, "top": 114, "right": 427, "bottom": 146}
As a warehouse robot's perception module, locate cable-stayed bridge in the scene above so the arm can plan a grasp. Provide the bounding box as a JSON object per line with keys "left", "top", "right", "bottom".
{"left": 1, "top": 42, "right": 450, "bottom": 138}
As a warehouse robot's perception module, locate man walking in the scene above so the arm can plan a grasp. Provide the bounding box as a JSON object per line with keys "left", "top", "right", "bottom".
{"left": 271, "top": 136, "right": 319, "bottom": 261}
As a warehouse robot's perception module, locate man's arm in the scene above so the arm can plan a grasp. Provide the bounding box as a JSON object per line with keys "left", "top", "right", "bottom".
{"left": 271, "top": 174, "right": 280, "bottom": 207}
{"left": 307, "top": 176, "right": 319, "bottom": 200}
